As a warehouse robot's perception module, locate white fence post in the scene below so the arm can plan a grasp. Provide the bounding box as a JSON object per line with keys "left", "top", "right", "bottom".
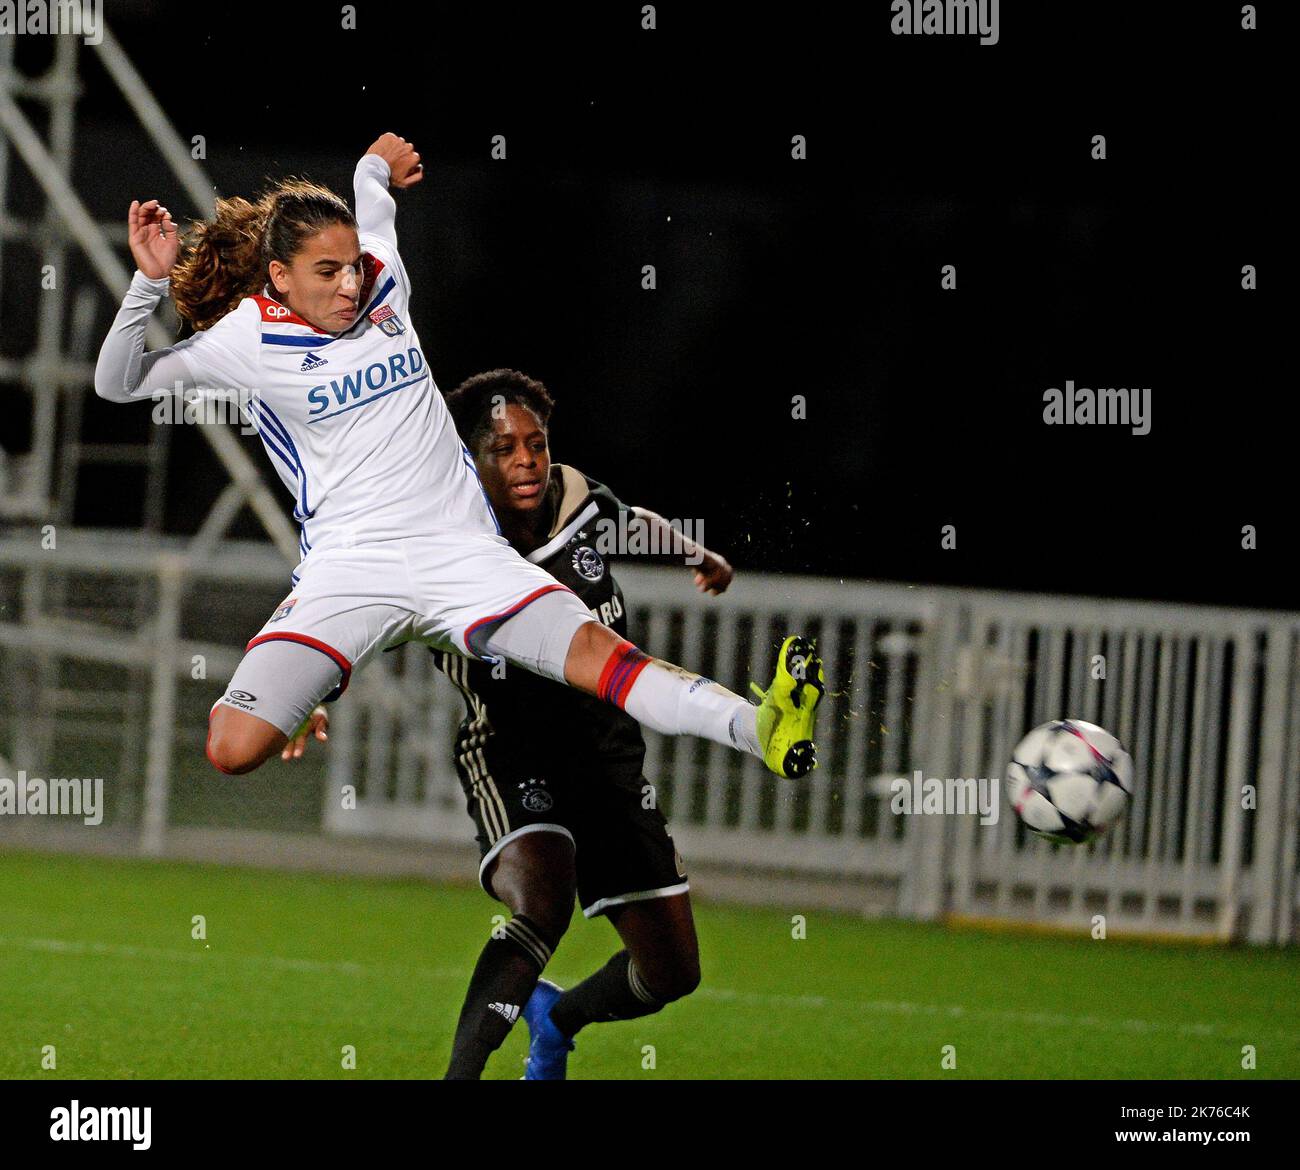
{"left": 1216, "top": 625, "right": 1256, "bottom": 941}
{"left": 1247, "top": 626, "right": 1293, "bottom": 944}
{"left": 140, "top": 556, "right": 184, "bottom": 856}
{"left": 902, "top": 599, "right": 959, "bottom": 921}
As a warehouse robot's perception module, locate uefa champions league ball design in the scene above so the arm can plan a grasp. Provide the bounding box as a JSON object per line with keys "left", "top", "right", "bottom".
{"left": 1006, "top": 719, "right": 1134, "bottom": 844}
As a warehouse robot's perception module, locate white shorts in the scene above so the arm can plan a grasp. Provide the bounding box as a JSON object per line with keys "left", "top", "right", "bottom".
{"left": 214, "top": 531, "right": 589, "bottom": 734}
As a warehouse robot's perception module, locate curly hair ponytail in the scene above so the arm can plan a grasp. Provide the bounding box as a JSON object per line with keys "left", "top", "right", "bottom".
{"left": 170, "top": 179, "right": 356, "bottom": 333}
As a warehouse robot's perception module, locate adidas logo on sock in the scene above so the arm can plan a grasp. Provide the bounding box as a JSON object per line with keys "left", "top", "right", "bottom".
{"left": 487, "top": 1001, "right": 520, "bottom": 1023}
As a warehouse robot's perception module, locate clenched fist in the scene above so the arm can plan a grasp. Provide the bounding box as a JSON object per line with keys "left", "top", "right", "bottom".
{"left": 364, "top": 132, "right": 424, "bottom": 190}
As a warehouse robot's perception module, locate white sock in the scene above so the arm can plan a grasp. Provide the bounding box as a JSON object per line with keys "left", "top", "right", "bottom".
{"left": 611, "top": 653, "right": 760, "bottom": 758}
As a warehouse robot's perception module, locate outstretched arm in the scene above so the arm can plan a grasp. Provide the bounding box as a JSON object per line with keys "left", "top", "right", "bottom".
{"left": 96, "top": 197, "right": 258, "bottom": 402}
{"left": 95, "top": 198, "right": 195, "bottom": 402}
{"left": 354, "top": 132, "right": 423, "bottom": 249}
{"left": 629, "top": 506, "right": 735, "bottom": 596}
{"left": 94, "top": 271, "right": 198, "bottom": 402}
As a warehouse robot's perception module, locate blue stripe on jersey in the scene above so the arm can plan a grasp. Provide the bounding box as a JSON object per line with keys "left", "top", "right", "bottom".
{"left": 259, "top": 275, "right": 395, "bottom": 346}
{"left": 247, "top": 402, "right": 311, "bottom": 522}
{"left": 261, "top": 333, "right": 338, "bottom": 347}
{"left": 358, "top": 275, "right": 396, "bottom": 321}
{"left": 254, "top": 423, "right": 297, "bottom": 482}
{"left": 462, "top": 443, "right": 502, "bottom": 535}
{"left": 245, "top": 402, "right": 292, "bottom": 465}
{"left": 256, "top": 399, "right": 312, "bottom": 519}
{"left": 306, "top": 370, "right": 429, "bottom": 424}
{"left": 251, "top": 398, "right": 293, "bottom": 451}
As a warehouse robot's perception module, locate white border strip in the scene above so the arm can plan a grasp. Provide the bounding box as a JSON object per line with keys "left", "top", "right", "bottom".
{"left": 526, "top": 500, "right": 600, "bottom": 564}
{"left": 582, "top": 881, "right": 691, "bottom": 918}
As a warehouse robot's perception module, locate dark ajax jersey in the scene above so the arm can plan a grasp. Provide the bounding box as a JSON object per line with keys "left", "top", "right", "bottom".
{"left": 432, "top": 464, "right": 647, "bottom": 781}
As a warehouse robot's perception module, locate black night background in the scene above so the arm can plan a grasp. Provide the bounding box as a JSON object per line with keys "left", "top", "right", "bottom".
{"left": 1, "top": 2, "right": 1284, "bottom": 606}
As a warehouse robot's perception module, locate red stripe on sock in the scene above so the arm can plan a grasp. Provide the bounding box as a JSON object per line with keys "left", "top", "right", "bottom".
{"left": 597, "top": 639, "right": 652, "bottom": 708}
{"left": 597, "top": 639, "right": 636, "bottom": 703}
{"left": 610, "top": 650, "right": 652, "bottom": 708}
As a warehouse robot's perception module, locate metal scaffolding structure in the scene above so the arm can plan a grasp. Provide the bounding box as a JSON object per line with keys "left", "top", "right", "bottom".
{"left": 0, "top": 22, "right": 300, "bottom": 843}
{"left": 0, "top": 22, "right": 296, "bottom": 551}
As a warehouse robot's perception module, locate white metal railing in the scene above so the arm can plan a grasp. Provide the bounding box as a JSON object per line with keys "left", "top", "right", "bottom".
{"left": 0, "top": 535, "right": 1295, "bottom": 944}
{"left": 326, "top": 564, "right": 1300, "bottom": 945}
{"left": 2, "top": 24, "right": 302, "bottom": 834}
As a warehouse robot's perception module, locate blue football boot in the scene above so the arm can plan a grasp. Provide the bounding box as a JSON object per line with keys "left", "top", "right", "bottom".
{"left": 521, "top": 979, "right": 575, "bottom": 1080}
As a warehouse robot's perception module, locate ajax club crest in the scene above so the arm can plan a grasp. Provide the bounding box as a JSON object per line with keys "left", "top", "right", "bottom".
{"left": 368, "top": 304, "right": 406, "bottom": 336}
{"left": 519, "top": 778, "right": 554, "bottom": 813}
{"left": 571, "top": 545, "right": 604, "bottom": 582}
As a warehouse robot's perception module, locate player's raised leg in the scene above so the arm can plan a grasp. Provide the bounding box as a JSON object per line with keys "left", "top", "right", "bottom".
{"left": 480, "top": 592, "right": 826, "bottom": 779}
{"left": 206, "top": 708, "right": 289, "bottom": 776}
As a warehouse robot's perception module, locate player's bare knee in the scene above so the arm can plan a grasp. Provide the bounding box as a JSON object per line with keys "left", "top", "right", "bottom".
{"left": 640, "top": 953, "right": 701, "bottom": 1003}
{"left": 516, "top": 891, "right": 573, "bottom": 943}
{"left": 206, "top": 709, "right": 276, "bottom": 775}
{"left": 578, "top": 618, "right": 619, "bottom": 649}
{"left": 498, "top": 880, "right": 572, "bottom": 942}
{"left": 565, "top": 617, "right": 612, "bottom": 656}
{"left": 205, "top": 733, "right": 258, "bottom": 775}
{"left": 206, "top": 728, "right": 254, "bottom": 775}
{"left": 508, "top": 864, "right": 575, "bottom": 940}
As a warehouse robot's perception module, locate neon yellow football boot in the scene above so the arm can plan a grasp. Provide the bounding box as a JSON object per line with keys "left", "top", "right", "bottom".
{"left": 750, "top": 635, "right": 825, "bottom": 778}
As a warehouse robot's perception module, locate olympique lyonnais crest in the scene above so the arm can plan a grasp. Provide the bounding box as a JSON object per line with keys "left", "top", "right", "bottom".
{"left": 270, "top": 597, "right": 297, "bottom": 623}
{"left": 368, "top": 304, "right": 406, "bottom": 336}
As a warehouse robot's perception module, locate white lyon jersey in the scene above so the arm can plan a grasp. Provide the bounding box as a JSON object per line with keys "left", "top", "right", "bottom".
{"left": 98, "top": 155, "right": 500, "bottom": 579}
{"left": 189, "top": 238, "right": 500, "bottom": 573}
{"left": 95, "top": 154, "right": 587, "bottom": 722}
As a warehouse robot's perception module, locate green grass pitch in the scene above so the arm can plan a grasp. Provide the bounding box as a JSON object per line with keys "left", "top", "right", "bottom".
{"left": 0, "top": 851, "right": 1295, "bottom": 1079}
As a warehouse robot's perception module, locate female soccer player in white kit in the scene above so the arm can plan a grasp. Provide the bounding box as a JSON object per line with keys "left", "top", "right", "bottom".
{"left": 94, "top": 133, "right": 823, "bottom": 782}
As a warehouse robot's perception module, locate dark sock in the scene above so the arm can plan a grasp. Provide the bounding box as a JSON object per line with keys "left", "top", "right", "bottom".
{"left": 444, "top": 915, "right": 558, "bottom": 1080}
{"left": 548, "top": 950, "right": 664, "bottom": 1038}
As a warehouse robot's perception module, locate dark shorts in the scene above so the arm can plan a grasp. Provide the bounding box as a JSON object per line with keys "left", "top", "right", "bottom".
{"left": 456, "top": 757, "right": 689, "bottom": 918}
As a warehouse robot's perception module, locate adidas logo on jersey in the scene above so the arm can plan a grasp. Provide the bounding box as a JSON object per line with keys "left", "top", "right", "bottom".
{"left": 300, "top": 352, "right": 327, "bottom": 372}
{"left": 487, "top": 1001, "right": 520, "bottom": 1023}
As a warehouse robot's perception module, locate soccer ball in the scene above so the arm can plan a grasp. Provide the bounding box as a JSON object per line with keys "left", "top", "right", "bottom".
{"left": 1006, "top": 719, "right": 1133, "bottom": 844}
